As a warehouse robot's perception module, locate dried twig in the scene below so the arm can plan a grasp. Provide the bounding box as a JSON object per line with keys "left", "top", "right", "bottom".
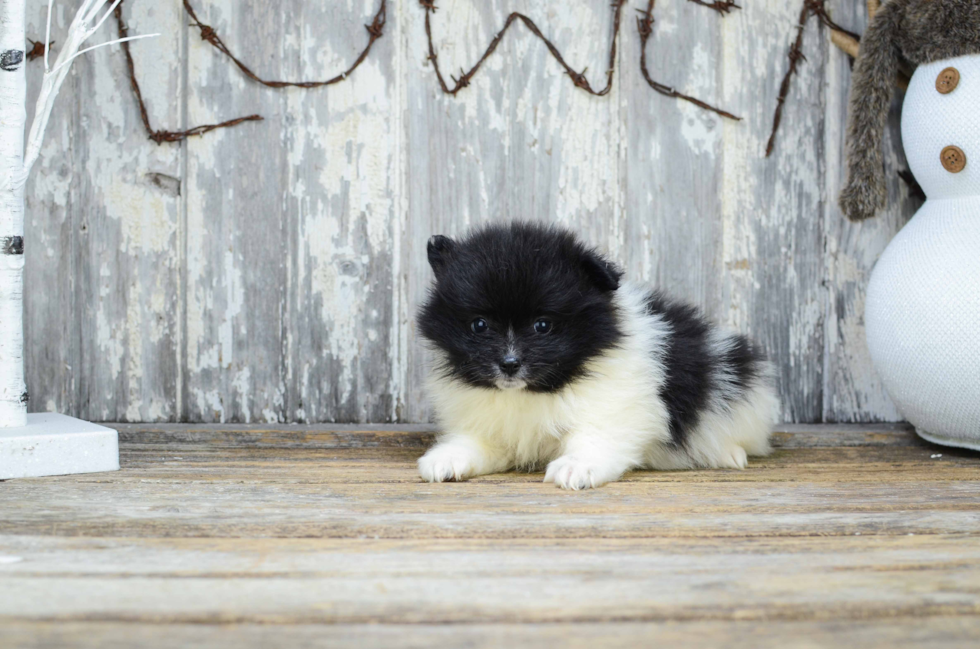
{"left": 867, "top": 0, "right": 881, "bottom": 20}
{"left": 765, "top": 1, "right": 813, "bottom": 157}
{"left": 830, "top": 30, "right": 859, "bottom": 58}
{"left": 26, "top": 39, "right": 53, "bottom": 62}
{"left": 638, "top": 0, "right": 740, "bottom": 120}
{"left": 183, "top": 0, "right": 387, "bottom": 89}
{"left": 420, "top": 0, "right": 623, "bottom": 96}
{"left": 115, "top": 2, "right": 261, "bottom": 144}
{"left": 687, "top": 0, "right": 740, "bottom": 14}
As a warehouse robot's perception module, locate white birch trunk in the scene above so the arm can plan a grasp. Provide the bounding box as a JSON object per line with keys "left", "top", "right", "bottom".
{"left": 0, "top": 0, "right": 154, "bottom": 428}
{"left": 0, "top": 0, "right": 27, "bottom": 428}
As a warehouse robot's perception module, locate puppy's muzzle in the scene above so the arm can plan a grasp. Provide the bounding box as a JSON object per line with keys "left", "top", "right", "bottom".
{"left": 499, "top": 356, "right": 522, "bottom": 377}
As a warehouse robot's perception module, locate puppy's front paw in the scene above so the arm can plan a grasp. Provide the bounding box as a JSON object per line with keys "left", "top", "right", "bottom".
{"left": 705, "top": 445, "right": 748, "bottom": 470}
{"left": 722, "top": 445, "right": 748, "bottom": 470}
{"left": 544, "top": 455, "right": 618, "bottom": 490}
{"left": 418, "top": 444, "right": 475, "bottom": 483}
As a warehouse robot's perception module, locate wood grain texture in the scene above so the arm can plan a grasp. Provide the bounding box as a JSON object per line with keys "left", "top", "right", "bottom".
{"left": 182, "top": 0, "right": 288, "bottom": 423}
{"left": 4, "top": 619, "right": 980, "bottom": 649}
{"left": 20, "top": 0, "right": 916, "bottom": 423}
{"left": 821, "top": 0, "right": 912, "bottom": 422}
{"left": 1, "top": 424, "right": 979, "bottom": 647}
{"left": 718, "top": 0, "right": 826, "bottom": 422}
{"left": 25, "top": 1, "right": 184, "bottom": 421}
{"left": 0, "top": 617, "right": 980, "bottom": 649}
{"left": 623, "top": 0, "right": 725, "bottom": 320}
{"left": 23, "top": 3, "right": 75, "bottom": 416}
{"left": 278, "top": 0, "right": 399, "bottom": 425}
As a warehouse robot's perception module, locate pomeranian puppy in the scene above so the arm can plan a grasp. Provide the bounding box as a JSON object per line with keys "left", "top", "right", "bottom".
{"left": 417, "top": 222, "right": 777, "bottom": 490}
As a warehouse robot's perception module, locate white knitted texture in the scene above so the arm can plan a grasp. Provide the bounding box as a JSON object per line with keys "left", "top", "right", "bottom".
{"left": 865, "top": 54, "right": 980, "bottom": 445}
{"left": 902, "top": 55, "right": 980, "bottom": 198}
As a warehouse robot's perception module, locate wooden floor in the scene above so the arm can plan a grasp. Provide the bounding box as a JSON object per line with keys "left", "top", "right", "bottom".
{"left": 2, "top": 424, "right": 980, "bottom": 648}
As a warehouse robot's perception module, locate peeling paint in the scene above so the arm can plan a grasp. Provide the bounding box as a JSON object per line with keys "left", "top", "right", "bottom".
{"left": 21, "top": 0, "right": 907, "bottom": 424}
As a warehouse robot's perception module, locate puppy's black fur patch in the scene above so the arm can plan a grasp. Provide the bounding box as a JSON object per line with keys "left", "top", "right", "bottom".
{"left": 645, "top": 293, "right": 712, "bottom": 447}
{"left": 646, "top": 292, "right": 764, "bottom": 447}
{"left": 419, "top": 222, "right": 623, "bottom": 393}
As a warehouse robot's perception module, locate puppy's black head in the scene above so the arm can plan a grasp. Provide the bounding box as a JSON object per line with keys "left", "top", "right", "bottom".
{"left": 419, "top": 222, "right": 623, "bottom": 392}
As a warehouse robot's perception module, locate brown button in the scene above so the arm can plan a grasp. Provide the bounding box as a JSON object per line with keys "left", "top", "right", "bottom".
{"left": 941, "top": 145, "right": 967, "bottom": 173}
{"left": 936, "top": 67, "right": 960, "bottom": 94}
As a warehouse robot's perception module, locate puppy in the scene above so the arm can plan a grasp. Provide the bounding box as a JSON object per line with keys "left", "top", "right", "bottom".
{"left": 417, "top": 222, "right": 777, "bottom": 489}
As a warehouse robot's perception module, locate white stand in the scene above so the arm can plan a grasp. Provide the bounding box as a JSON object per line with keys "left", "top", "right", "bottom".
{"left": 0, "top": 413, "right": 118, "bottom": 480}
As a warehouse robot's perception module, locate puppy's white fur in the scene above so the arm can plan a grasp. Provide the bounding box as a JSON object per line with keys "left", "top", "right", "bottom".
{"left": 418, "top": 283, "right": 778, "bottom": 489}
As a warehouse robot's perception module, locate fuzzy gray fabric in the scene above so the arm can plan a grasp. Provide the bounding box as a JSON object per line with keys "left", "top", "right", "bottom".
{"left": 840, "top": 0, "right": 980, "bottom": 221}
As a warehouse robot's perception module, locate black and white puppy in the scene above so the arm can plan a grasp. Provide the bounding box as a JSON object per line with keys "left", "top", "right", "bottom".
{"left": 417, "top": 222, "right": 777, "bottom": 489}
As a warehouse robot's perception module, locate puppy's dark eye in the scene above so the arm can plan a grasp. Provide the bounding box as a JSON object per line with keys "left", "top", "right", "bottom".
{"left": 533, "top": 318, "right": 553, "bottom": 334}
{"left": 471, "top": 318, "right": 489, "bottom": 334}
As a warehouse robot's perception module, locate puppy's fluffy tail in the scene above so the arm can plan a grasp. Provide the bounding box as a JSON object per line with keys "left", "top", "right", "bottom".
{"left": 704, "top": 330, "right": 779, "bottom": 457}
{"left": 641, "top": 289, "right": 778, "bottom": 466}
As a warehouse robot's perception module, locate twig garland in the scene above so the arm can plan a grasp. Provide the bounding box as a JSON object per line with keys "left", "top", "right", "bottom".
{"left": 638, "top": 0, "right": 740, "bottom": 120}
{"left": 182, "top": 0, "right": 387, "bottom": 89}
{"left": 420, "top": 0, "right": 737, "bottom": 120}
{"left": 419, "top": 0, "right": 624, "bottom": 96}
{"left": 114, "top": 2, "right": 261, "bottom": 144}
{"left": 115, "top": 0, "right": 387, "bottom": 143}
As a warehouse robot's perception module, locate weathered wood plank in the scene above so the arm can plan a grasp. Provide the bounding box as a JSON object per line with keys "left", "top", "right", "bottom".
{"left": 183, "top": 0, "right": 287, "bottom": 423}
{"left": 822, "top": 0, "right": 911, "bottom": 422}
{"left": 278, "top": 0, "right": 399, "bottom": 424}
{"left": 23, "top": 2, "right": 76, "bottom": 416}
{"left": 20, "top": 0, "right": 922, "bottom": 424}
{"left": 2, "top": 535, "right": 980, "bottom": 625}
{"left": 719, "top": 1, "right": 826, "bottom": 422}
{"left": 4, "top": 619, "right": 980, "bottom": 649}
{"left": 5, "top": 481, "right": 980, "bottom": 538}
{"left": 25, "top": 0, "right": 184, "bottom": 421}
{"left": 182, "top": 0, "right": 399, "bottom": 424}
{"left": 1, "top": 426, "right": 977, "bottom": 540}
{"left": 1, "top": 424, "right": 977, "bottom": 646}
{"left": 621, "top": 0, "right": 725, "bottom": 323}
{"left": 107, "top": 422, "right": 917, "bottom": 449}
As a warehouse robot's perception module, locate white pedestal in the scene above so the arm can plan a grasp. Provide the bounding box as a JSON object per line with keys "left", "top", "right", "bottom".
{"left": 0, "top": 413, "right": 119, "bottom": 480}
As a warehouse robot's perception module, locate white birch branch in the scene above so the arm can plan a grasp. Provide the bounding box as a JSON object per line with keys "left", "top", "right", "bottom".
{"left": 24, "top": 0, "right": 159, "bottom": 177}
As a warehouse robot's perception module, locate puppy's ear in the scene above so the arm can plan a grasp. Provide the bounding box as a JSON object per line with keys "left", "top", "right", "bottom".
{"left": 427, "top": 235, "right": 457, "bottom": 278}
{"left": 581, "top": 250, "right": 622, "bottom": 292}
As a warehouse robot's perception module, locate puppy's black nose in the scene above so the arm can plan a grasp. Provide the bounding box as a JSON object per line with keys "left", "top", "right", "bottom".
{"left": 499, "top": 356, "right": 522, "bottom": 376}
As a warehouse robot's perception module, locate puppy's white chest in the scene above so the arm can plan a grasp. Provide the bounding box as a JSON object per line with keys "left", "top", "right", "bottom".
{"left": 430, "top": 381, "right": 569, "bottom": 464}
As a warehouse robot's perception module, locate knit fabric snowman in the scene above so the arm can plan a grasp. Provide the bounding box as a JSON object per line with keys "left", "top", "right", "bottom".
{"left": 840, "top": 0, "right": 980, "bottom": 449}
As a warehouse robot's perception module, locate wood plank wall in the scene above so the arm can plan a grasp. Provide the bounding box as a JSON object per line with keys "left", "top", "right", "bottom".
{"left": 21, "top": 0, "right": 917, "bottom": 424}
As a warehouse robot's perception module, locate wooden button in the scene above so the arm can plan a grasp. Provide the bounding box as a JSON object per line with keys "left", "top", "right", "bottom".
{"left": 936, "top": 67, "right": 960, "bottom": 94}
{"left": 941, "top": 145, "right": 967, "bottom": 173}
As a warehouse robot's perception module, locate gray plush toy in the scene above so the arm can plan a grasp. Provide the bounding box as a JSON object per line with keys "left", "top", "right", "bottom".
{"left": 839, "top": 0, "right": 980, "bottom": 221}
